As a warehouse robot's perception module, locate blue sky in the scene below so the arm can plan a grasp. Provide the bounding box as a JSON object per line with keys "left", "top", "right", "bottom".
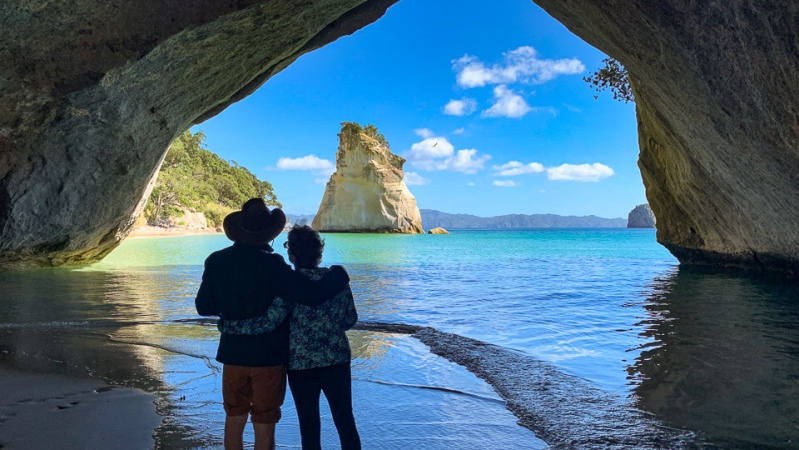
{"left": 192, "top": 0, "right": 644, "bottom": 218}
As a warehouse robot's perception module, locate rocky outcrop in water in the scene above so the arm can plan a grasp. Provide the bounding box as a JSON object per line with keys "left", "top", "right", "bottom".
{"left": 0, "top": 0, "right": 397, "bottom": 267}
{"left": 312, "top": 123, "right": 423, "bottom": 233}
{"left": 428, "top": 227, "right": 449, "bottom": 235}
{"left": 627, "top": 204, "right": 656, "bottom": 229}
{"left": 530, "top": 0, "right": 799, "bottom": 275}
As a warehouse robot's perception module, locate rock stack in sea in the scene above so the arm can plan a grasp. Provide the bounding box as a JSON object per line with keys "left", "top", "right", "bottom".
{"left": 627, "top": 204, "right": 656, "bottom": 228}
{"left": 312, "top": 123, "right": 424, "bottom": 233}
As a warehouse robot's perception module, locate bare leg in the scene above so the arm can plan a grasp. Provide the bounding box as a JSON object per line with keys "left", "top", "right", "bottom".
{"left": 253, "top": 422, "right": 276, "bottom": 450}
{"left": 224, "top": 414, "right": 248, "bottom": 450}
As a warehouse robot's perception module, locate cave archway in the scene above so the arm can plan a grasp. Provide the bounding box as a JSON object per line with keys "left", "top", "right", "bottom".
{"left": 1, "top": 0, "right": 797, "bottom": 275}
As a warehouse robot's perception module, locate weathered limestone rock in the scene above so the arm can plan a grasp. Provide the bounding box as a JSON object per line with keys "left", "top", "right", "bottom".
{"left": 627, "top": 204, "right": 656, "bottom": 229}
{"left": 0, "top": 0, "right": 398, "bottom": 267}
{"left": 532, "top": 0, "right": 799, "bottom": 275}
{"left": 176, "top": 210, "right": 209, "bottom": 230}
{"left": 312, "top": 123, "right": 424, "bottom": 233}
{"left": 428, "top": 227, "right": 449, "bottom": 235}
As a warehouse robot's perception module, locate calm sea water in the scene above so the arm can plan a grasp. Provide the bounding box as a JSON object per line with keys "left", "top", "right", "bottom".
{"left": 1, "top": 229, "right": 798, "bottom": 448}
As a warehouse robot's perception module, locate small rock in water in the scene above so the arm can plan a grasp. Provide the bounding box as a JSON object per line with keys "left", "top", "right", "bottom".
{"left": 428, "top": 227, "right": 449, "bottom": 235}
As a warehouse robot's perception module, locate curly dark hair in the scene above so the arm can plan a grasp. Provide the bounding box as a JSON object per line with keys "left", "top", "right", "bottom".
{"left": 286, "top": 224, "right": 324, "bottom": 269}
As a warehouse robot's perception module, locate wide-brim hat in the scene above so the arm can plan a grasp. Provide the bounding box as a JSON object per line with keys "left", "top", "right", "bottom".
{"left": 223, "top": 198, "right": 286, "bottom": 246}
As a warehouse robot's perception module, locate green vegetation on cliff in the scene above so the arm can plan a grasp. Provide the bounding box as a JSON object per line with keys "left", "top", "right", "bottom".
{"left": 143, "top": 130, "right": 280, "bottom": 227}
{"left": 341, "top": 121, "right": 389, "bottom": 147}
{"left": 584, "top": 58, "right": 634, "bottom": 103}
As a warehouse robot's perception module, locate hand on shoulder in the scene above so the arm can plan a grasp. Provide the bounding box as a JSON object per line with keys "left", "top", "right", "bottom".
{"left": 330, "top": 265, "right": 350, "bottom": 282}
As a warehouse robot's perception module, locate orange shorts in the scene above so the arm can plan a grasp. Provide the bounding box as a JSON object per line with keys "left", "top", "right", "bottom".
{"left": 222, "top": 364, "right": 287, "bottom": 423}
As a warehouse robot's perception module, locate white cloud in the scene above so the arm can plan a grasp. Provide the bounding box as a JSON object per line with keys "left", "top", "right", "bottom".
{"left": 414, "top": 128, "right": 434, "bottom": 139}
{"left": 409, "top": 149, "right": 490, "bottom": 174}
{"left": 443, "top": 149, "right": 491, "bottom": 174}
{"left": 452, "top": 127, "right": 465, "bottom": 135}
{"left": 493, "top": 161, "right": 545, "bottom": 176}
{"left": 493, "top": 180, "right": 517, "bottom": 187}
{"left": 407, "top": 137, "right": 455, "bottom": 161}
{"left": 468, "top": 182, "right": 475, "bottom": 186}
{"left": 454, "top": 46, "right": 585, "bottom": 88}
{"left": 482, "top": 85, "right": 532, "bottom": 118}
{"left": 403, "top": 172, "right": 430, "bottom": 186}
{"left": 276, "top": 155, "right": 336, "bottom": 175}
{"left": 546, "top": 163, "right": 615, "bottom": 182}
{"left": 444, "top": 98, "right": 477, "bottom": 116}
{"left": 406, "top": 133, "right": 490, "bottom": 174}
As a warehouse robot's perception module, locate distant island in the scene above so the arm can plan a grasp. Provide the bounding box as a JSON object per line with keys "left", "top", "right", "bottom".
{"left": 627, "top": 204, "right": 656, "bottom": 228}
{"left": 289, "top": 210, "right": 627, "bottom": 229}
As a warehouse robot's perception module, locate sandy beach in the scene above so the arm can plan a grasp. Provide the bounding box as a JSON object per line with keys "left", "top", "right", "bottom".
{"left": 0, "top": 369, "right": 162, "bottom": 449}
{"left": 127, "top": 225, "right": 222, "bottom": 238}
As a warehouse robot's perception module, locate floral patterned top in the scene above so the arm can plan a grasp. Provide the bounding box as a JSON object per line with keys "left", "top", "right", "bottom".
{"left": 218, "top": 267, "right": 358, "bottom": 371}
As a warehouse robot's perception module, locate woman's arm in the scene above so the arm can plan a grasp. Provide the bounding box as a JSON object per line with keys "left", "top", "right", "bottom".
{"left": 325, "top": 284, "right": 358, "bottom": 330}
{"left": 340, "top": 286, "right": 358, "bottom": 331}
{"left": 218, "top": 298, "right": 292, "bottom": 335}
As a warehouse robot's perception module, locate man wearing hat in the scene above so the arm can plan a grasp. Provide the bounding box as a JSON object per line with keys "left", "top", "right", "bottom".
{"left": 195, "top": 198, "right": 350, "bottom": 450}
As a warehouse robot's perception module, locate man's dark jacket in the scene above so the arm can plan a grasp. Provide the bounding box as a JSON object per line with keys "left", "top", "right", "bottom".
{"left": 195, "top": 242, "right": 349, "bottom": 367}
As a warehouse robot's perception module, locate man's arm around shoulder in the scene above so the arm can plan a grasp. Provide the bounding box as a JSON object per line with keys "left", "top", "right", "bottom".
{"left": 267, "top": 254, "right": 350, "bottom": 307}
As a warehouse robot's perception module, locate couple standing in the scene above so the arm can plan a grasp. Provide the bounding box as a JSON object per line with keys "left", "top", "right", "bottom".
{"left": 195, "top": 198, "right": 361, "bottom": 450}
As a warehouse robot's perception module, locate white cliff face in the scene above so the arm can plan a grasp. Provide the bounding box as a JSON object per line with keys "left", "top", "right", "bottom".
{"left": 312, "top": 124, "right": 424, "bottom": 233}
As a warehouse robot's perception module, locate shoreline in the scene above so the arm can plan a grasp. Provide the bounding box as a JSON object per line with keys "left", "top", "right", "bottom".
{"left": 127, "top": 225, "right": 222, "bottom": 238}
{"left": 0, "top": 368, "right": 162, "bottom": 449}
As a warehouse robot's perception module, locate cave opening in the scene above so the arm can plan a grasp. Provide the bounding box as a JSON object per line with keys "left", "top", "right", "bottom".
{"left": 169, "top": 0, "right": 646, "bottom": 229}
{"left": 4, "top": 1, "right": 799, "bottom": 448}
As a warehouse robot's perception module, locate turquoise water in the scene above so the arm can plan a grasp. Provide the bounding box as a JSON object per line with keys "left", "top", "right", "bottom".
{"left": 2, "top": 229, "right": 799, "bottom": 448}
{"left": 94, "top": 229, "right": 675, "bottom": 390}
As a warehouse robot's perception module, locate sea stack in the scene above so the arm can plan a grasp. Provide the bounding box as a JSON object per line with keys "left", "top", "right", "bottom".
{"left": 312, "top": 123, "right": 424, "bottom": 233}
{"left": 628, "top": 204, "right": 656, "bottom": 228}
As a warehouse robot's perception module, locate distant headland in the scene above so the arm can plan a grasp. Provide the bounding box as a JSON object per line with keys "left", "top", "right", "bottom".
{"left": 289, "top": 210, "right": 628, "bottom": 230}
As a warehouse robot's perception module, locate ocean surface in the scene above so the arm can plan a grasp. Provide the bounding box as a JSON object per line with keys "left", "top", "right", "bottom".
{"left": 1, "top": 229, "right": 798, "bottom": 448}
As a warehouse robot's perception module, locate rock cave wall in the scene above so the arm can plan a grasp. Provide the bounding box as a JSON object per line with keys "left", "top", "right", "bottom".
{"left": 0, "top": 0, "right": 398, "bottom": 267}
{"left": 531, "top": 0, "right": 799, "bottom": 275}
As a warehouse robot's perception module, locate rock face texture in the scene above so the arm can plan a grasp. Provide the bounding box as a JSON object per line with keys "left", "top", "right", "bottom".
{"left": 531, "top": 1, "right": 799, "bottom": 275}
{"left": 312, "top": 123, "right": 424, "bottom": 233}
{"left": 627, "top": 204, "right": 656, "bottom": 229}
{"left": 0, "top": 0, "right": 398, "bottom": 267}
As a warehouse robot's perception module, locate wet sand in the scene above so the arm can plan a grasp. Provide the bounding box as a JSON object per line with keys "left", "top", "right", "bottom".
{"left": 0, "top": 369, "right": 162, "bottom": 449}
{"left": 0, "top": 313, "right": 542, "bottom": 449}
